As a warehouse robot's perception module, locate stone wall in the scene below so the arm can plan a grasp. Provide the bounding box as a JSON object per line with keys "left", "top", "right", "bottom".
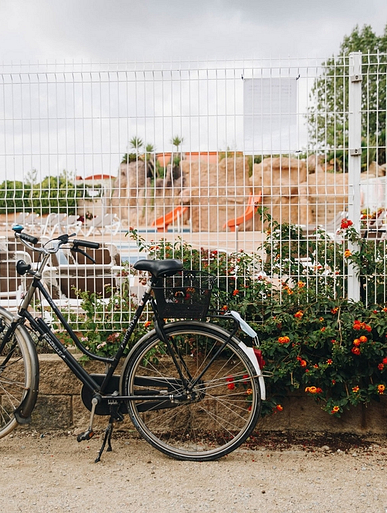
{"left": 22, "top": 354, "right": 387, "bottom": 436}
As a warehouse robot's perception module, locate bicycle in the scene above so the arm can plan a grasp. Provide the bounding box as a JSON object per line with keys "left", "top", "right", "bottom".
{"left": 0, "top": 226, "right": 266, "bottom": 462}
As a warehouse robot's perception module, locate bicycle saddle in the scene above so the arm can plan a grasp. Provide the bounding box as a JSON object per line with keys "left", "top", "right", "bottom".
{"left": 133, "top": 259, "right": 183, "bottom": 278}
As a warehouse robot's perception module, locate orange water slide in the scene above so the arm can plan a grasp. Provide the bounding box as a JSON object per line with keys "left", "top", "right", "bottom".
{"left": 152, "top": 206, "right": 189, "bottom": 232}
{"left": 223, "top": 193, "right": 262, "bottom": 232}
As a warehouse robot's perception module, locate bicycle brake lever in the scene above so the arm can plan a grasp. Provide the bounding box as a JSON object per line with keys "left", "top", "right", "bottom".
{"left": 71, "top": 246, "right": 96, "bottom": 264}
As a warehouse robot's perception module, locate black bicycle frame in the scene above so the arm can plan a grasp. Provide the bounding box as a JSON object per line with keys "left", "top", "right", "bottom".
{"left": 16, "top": 275, "right": 168, "bottom": 402}
{"left": 11, "top": 249, "right": 232, "bottom": 407}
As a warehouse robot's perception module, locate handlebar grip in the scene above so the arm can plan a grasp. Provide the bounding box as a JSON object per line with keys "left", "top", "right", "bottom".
{"left": 19, "top": 232, "right": 39, "bottom": 245}
{"left": 73, "top": 239, "right": 100, "bottom": 249}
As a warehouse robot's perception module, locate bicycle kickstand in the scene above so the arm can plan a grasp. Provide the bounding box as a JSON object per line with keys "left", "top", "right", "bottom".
{"left": 95, "top": 416, "right": 114, "bottom": 463}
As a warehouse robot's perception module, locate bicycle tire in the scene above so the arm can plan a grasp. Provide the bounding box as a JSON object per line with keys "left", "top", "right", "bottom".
{"left": 0, "top": 307, "right": 39, "bottom": 438}
{"left": 121, "top": 321, "right": 261, "bottom": 461}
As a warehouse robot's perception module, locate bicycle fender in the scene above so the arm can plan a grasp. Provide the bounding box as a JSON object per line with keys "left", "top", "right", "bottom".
{"left": 14, "top": 324, "right": 40, "bottom": 424}
{"left": 229, "top": 310, "right": 257, "bottom": 338}
{"left": 0, "top": 307, "right": 40, "bottom": 424}
{"left": 237, "top": 341, "right": 266, "bottom": 401}
{"left": 14, "top": 385, "right": 39, "bottom": 424}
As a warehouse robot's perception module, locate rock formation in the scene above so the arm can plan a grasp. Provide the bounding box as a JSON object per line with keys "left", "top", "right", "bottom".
{"left": 109, "top": 152, "right": 384, "bottom": 233}
{"left": 110, "top": 159, "right": 154, "bottom": 225}
{"left": 180, "top": 157, "right": 251, "bottom": 232}
{"left": 250, "top": 156, "right": 308, "bottom": 228}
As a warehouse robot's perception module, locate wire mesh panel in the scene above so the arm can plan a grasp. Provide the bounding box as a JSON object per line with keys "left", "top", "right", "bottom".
{"left": 0, "top": 56, "right": 386, "bottom": 328}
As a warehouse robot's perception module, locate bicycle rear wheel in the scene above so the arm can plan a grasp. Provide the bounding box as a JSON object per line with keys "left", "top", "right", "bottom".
{"left": 122, "top": 321, "right": 261, "bottom": 461}
{"left": 0, "top": 307, "right": 38, "bottom": 437}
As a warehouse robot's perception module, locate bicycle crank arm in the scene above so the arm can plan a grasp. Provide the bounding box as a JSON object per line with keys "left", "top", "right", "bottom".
{"left": 77, "top": 395, "right": 99, "bottom": 442}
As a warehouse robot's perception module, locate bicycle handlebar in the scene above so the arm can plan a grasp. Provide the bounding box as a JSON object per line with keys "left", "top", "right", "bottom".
{"left": 12, "top": 225, "right": 100, "bottom": 255}
{"left": 19, "top": 232, "right": 40, "bottom": 245}
{"left": 73, "top": 239, "right": 100, "bottom": 249}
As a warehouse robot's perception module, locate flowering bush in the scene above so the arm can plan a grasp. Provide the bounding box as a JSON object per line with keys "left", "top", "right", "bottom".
{"left": 254, "top": 285, "right": 387, "bottom": 417}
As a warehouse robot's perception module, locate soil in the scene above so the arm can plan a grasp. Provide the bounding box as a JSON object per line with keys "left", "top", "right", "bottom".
{"left": 1, "top": 428, "right": 387, "bottom": 512}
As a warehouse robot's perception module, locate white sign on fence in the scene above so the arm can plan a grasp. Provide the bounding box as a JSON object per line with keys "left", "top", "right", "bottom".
{"left": 243, "top": 77, "right": 298, "bottom": 153}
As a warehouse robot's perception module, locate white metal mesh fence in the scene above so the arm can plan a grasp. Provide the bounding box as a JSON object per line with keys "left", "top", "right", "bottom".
{"left": 0, "top": 56, "right": 386, "bottom": 325}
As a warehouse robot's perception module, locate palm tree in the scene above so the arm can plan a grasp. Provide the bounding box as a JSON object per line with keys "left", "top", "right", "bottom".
{"left": 130, "top": 136, "right": 143, "bottom": 154}
{"left": 170, "top": 135, "right": 184, "bottom": 167}
{"left": 121, "top": 136, "right": 145, "bottom": 164}
{"left": 170, "top": 136, "right": 184, "bottom": 152}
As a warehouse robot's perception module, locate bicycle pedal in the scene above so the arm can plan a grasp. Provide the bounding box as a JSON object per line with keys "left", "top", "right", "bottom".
{"left": 77, "top": 429, "right": 95, "bottom": 442}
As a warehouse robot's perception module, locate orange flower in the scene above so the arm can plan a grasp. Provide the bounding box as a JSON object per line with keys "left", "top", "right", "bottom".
{"left": 232, "top": 289, "right": 239, "bottom": 296}
{"left": 144, "top": 320, "right": 152, "bottom": 328}
{"left": 326, "top": 359, "right": 333, "bottom": 365}
{"left": 276, "top": 404, "right": 283, "bottom": 411}
{"left": 294, "top": 310, "right": 303, "bottom": 319}
{"left": 353, "top": 338, "right": 361, "bottom": 346}
{"left": 331, "top": 307, "right": 339, "bottom": 314}
{"left": 305, "top": 386, "right": 322, "bottom": 394}
{"left": 377, "top": 384, "right": 385, "bottom": 394}
{"left": 359, "top": 335, "right": 368, "bottom": 343}
{"left": 352, "top": 386, "right": 360, "bottom": 393}
{"left": 354, "top": 320, "right": 372, "bottom": 332}
{"left": 331, "top": 406, "right": 340, "bottom": 413}
{"left": 297, "top": 281, "right": 305, "bottom": 288}
{"left": 278, "top": 336, "right": 290, "bottom": 344}
{"left": 351, "top": 346, "right": 361, "bottom": 355}
{"left": 344, "top": 249, "right": 352, "bottom": 258}
{"left": 378, "top": 363, "right": 384, "bottom": 371}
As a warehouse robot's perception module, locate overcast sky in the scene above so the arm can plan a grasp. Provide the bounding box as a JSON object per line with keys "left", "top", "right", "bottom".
{"left": 0, "top": 0, "right": 386, "bottom": 63}
{"left": 1, "top": 0, "right": 386, "bottom": 181}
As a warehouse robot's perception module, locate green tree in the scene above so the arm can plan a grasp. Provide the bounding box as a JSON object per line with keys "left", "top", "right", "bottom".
{"left": 130, "top": 136, "right": 143, "bottom": 153}
{"left": 308, "top": 24, "right": 387, "bottom": 171}
{"left": 170, "top": 135, "right": 184, "bottom": 167}
{"left": 0, "top": 173, "right": 90, "bottom": 215}
{"left": 121, "top": 137, "right": 149, "bottom": 164}
{"left": 0, "top": 181, "right": 32, "bottom": 213}
{"left": 170, "top": 136, "right": 184, "bottom": 152}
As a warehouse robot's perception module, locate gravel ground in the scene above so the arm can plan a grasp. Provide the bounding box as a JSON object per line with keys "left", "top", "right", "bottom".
{"left": 1, "top": 429, "right": 387, "bottom": 513}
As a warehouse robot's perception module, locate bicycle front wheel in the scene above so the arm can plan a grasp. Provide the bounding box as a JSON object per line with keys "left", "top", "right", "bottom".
{"left": 0, "top": 307, "right": 38, "bottom": 438}
{"left": 122, "top": 321, "right": 261, "bottom": 461}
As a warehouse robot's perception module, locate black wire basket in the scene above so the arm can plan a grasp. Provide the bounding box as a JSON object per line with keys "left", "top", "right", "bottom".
{"left": 153, "top": 270, "right": 215, "bottom": 319}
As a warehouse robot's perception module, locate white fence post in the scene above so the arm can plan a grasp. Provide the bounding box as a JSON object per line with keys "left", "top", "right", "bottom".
{"left": 347, "top": 51, "right": 362, "bottom": 302}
